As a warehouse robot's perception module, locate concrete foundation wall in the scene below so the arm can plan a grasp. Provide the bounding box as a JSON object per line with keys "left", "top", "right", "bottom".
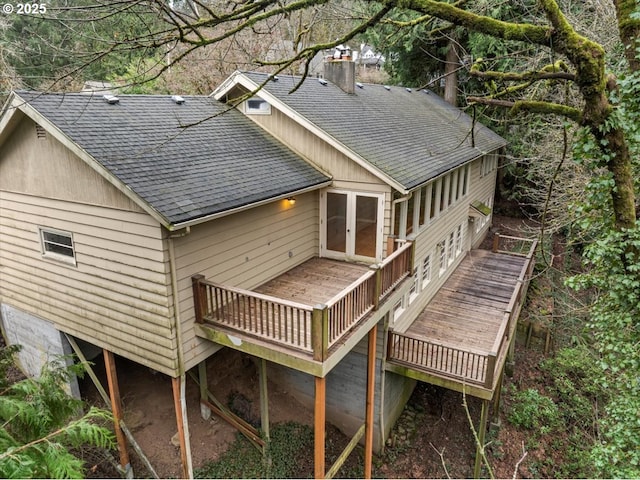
{"left": 0, "top": 303, "right": 80, "bottom": 398}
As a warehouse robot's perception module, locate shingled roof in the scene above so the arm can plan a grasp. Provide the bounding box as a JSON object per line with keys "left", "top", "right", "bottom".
{"left": 9, "top": 91, "right": 330, "bottom": 227}
{"left": 225, "top": 72, "right": 506, "bottom": 191}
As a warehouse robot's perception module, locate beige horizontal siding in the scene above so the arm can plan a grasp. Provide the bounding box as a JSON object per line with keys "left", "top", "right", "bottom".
{"left": 0, "top": 115, "right": 144, "bottom": 212}
{"left": 393, "top": 154, "right": 497, "bottom": 332}
{"left": 249, "top": 108, "right": 382, "bottom": 185}
{"left": 173, "top": 192, "right": 321, "bottom": 370}
{"left": 0, "top": 190, "right": 177, "bottom": 374}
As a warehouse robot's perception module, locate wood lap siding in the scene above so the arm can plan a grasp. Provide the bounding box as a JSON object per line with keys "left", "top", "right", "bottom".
{"left": 173, "top": 192, "right": 321, "bottom": 370}
{"left": 0, "top": 191, "right": 177, "bottom": 374}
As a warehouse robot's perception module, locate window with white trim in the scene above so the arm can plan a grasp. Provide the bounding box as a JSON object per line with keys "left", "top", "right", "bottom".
{"left": 438, "top": 241, "right": 447, "bottom": 276}
{"left": 455, "top": 224, "right": 463, "bottom": 256}
{"left": 393, "top": 298, "right": 405, "bottom": 322}
{"left": 40, "top": 228, "right": 76, "bottom": 265}
{"left": 245, "top": 97, "right": 271, "bottom": 115}
{"left": 448, "top": 231, "right": 455, "bottom": 264}
{"left": 409, "top": 273, "right": 419, "bottom": 304}
{"left": 422, "top": 253, "right": 432, "bottom": 288}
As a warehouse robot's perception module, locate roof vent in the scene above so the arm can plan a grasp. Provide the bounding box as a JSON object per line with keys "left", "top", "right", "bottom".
{"left": 103, "top": 94, "right": 120, "bottom": 104}
{"left": 406, "top": 87, "right": 412, "bottom": 93}
{"left": 383, "top": 85, "right": 391, "bottom": 91}
{"left": 271, "top": 75, "right": 279, "bottom": 82}
{"left": 318, "top": 78, "right": 328, "bottom": 86}
{"left": 171, "top": 95, "right": 185, "bottom": 104}
{"left": 356, "top": 82, "right": 364, "bottom": 89}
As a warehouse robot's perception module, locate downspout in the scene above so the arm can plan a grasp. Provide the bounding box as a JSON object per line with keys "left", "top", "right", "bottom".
{"left": 167, "top": 227, "right": 194, "bottom": 478}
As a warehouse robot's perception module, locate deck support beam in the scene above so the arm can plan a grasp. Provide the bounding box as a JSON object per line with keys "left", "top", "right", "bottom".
{"left": 172, "top": 375, "right": 194, "bottom": 479}
{"left": 198, "top": 361, "right": 212, "bottom": 421}
{"left": 364, "top": 324, "right": 377, "bottom": 478}
{"left": 103, "top": 350, "right": 133, "bottom": 478}
{"left": 473, "top": 399, "right": 489, "bottom": 479}
{"left": 259, "top": 358, "right": 270, "bottom": 440}
{"left": 314, "top": 376, "right": 326, "bottom": 479}
{"left": 492, "top": 370, "right": 504, "bottom": 427}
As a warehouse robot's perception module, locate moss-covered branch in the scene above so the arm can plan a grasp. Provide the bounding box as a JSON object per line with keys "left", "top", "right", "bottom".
{"left": 467, "top": 97, "right": 583, "bottom": 123}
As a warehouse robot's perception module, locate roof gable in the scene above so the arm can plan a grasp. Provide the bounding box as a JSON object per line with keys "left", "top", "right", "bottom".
{"left": 5, "top": 92, "right": 331, "bottom": 228}
{"left": 216, "top": 71, "right": 506, "bottom": 192}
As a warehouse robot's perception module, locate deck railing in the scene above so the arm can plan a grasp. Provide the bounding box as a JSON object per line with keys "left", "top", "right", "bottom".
{"left": 193, "top": 242, "right": 414, "bottom": 362}
{"left": 387, "top": 331, "right": 493, "bottom": 386}
{"left": 387, "top": 235, "right": 537, "bottom": 389}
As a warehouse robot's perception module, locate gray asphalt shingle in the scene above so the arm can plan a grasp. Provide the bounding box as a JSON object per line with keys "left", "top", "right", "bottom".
{"left": 15, "top": 91, "right": 330, "bottom": 225}
{"left": 242, "top": 72, "right": 506, "bottom": 190}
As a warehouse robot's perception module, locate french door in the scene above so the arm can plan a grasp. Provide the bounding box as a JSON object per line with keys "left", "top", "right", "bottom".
{"left": 321, "top": 189, "right": 384, "bottom": 261}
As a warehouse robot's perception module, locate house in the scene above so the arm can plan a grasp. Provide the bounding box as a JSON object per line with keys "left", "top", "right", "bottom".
{"left": 0, "top": 60, "right": 535, "bottom": 479}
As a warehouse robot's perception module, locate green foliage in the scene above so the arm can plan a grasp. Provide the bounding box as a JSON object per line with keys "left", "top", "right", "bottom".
{"left": 0, "top": 354, "right": 115, "bottom": 478}
{"left": 195, "top": 422, "right": 313, "bottom": 479}
{"left": 0, "top": 344, "right": 21, "bottom": 390}
{"left": 4, "top": 0, "right": 163, "bottom": 89}
{"left": 507, "top": 388, "right": 561, "bottom": 434}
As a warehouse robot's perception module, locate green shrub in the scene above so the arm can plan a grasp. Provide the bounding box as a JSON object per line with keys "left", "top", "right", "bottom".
{"left": 508, "top": 388, "right": 561, "bottom": 433}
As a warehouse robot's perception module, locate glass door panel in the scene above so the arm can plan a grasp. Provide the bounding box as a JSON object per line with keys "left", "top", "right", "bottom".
{"left": 326, "top": 192, "right": 347, "bottom": 253}
{"left": 355, "top": 195, "right": 378, "bottom": 257}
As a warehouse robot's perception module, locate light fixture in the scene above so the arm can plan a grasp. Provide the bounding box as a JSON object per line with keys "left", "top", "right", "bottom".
{"left": 287, "top": 197, "right": 296, "bottom": 205}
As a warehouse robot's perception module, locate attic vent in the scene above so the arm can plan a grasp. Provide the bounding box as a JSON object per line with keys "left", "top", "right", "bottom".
{"left": 356, "top": 82, "right": 364, "bottom": 89}
{"left": 383, "top": 85, "right": 391, "bottom": 91}
{"left": 103, "top": 94, "right": 119, "bottom": 104}
{"left": 318, "top": 78, "right": 328, "bottom": 86}
{"left": 35, "top": 124, "right": 46, "bottom": 139}
{"left": 171, "top": 95, "right": 185, "bottom": 104}
{"left": 406, "top": 88, "right": 412, "bottom": 93}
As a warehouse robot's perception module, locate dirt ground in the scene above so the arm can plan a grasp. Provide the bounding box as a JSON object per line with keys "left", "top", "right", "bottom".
{"left": 78, "top": 215, "right": 551, "bottom": 479}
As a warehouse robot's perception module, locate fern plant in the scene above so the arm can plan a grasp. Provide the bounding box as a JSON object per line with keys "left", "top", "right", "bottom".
{"left": 0, "top": 347, "right": 115, "bottom": 478}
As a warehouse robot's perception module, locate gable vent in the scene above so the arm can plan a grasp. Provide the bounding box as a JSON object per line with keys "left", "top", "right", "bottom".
{"left": 35, "top": 124, "right": 46, "bottom": 139}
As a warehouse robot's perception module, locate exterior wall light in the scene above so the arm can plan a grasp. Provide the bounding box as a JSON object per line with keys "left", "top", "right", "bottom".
{"left": 287, "top": 197, "right": 296, "bottom": 205}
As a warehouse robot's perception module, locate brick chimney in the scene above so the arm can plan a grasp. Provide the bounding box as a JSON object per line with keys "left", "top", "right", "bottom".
{"left": 324, "top": 46, "right": 356, "bottom": 94}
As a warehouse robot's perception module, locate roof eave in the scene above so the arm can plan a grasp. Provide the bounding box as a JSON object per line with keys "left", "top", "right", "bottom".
{"left": 169, "top": 179, "right": 333, "bottom": 231}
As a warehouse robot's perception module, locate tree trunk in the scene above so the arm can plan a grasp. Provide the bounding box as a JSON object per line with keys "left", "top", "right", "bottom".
{"left": 444, "top": 39, "right": 458, "bottom": 106}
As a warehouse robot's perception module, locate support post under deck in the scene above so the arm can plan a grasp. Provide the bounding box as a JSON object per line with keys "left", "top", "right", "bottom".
{"left": 314, "top": 376, "right": 326, "bottom": 479}
{"left": 172, "top": 375, "right": 194, "bottom": 479}
{"left": 198, "top": 361, "right": 212, "bottom": 420}
{"left": 364, "top": 324, "right": 377, "bottom": 478}
{"left": 103, "top": 350, "right": 132, "bottom": 478}
{"left": 259, "top": 358, "right": 270, "bottom": 440}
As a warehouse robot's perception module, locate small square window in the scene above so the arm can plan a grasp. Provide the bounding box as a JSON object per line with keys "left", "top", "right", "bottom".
{"left": 393, "top": 298, "right": 405, "bottom": 322}
{"left": 40, "top": 228, "right": 76, "bottom": 265}
{"left": 409, "top": 273, "right": 419, "bottom": 303}
{"left": 245, "top": 97, "right": 271, "bottom": 115}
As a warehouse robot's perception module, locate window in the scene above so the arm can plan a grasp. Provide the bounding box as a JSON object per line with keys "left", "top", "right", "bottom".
{"left": 409, "top": 273, "right": 419, "bottom": 304}
{"left": 438, "top": 241, "right": 447, "bottom": 276}
{"left": 455, "top": 224, "right": 463, "bottom": 256}
{"left": 422, "top": 254, "right": 432, "bottom": 288}
{"left": 40, "top": 228, "right": 76, "bottom": 265}
{"left": 245, "top": 97, "right": 271, "bottom": 115}
{"left": 448, "top": 231, "right": 455, "bottom": 264}
{"left": 393, "top": 298, "right": 405, "bottom": 322}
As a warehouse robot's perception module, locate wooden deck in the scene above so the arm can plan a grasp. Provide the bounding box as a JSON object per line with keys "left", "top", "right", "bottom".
{"left": 193, "top": 243, "right": 414, "bottom": 373}
{"left": 387, "top": 236, "right": 536, "bottom": 399}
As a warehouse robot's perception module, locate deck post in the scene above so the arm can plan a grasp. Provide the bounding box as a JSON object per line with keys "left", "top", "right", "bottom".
{"left": 364, "top": 324, "right": 377, "bottom": 478}
{"left": 312, "top": 305, "right": 329, "bottom": 362}
{"left": 492, "top": 233, "right": 500, "bottom": 253}
{"left": 473, "top": 399, "right": 489, "bottom": 479}
{"left": 259, "top": 358, "right": 270, "bottom": 441}
{"left": 103, "top": 350, "right": 133, "bottom": 478}
{"left": 172, "top": 375, "right": 194, "bottom": 479}
{"left": 484, "top": 354, "right": 496, "bottom": 389}
{"left": 372, "top": 265, "right": 382, "bottom": 310}
{"left": 198, "top": 361, "right": 211, "bottom": 420}
{"left": 192, "top": 274, "right": 206, "bottom": 324}
{"left": 491, "top": 370, "right": 504, "bottom": 428}
{"left": 314, "top": 376, "right": 326, "bottom": 479}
